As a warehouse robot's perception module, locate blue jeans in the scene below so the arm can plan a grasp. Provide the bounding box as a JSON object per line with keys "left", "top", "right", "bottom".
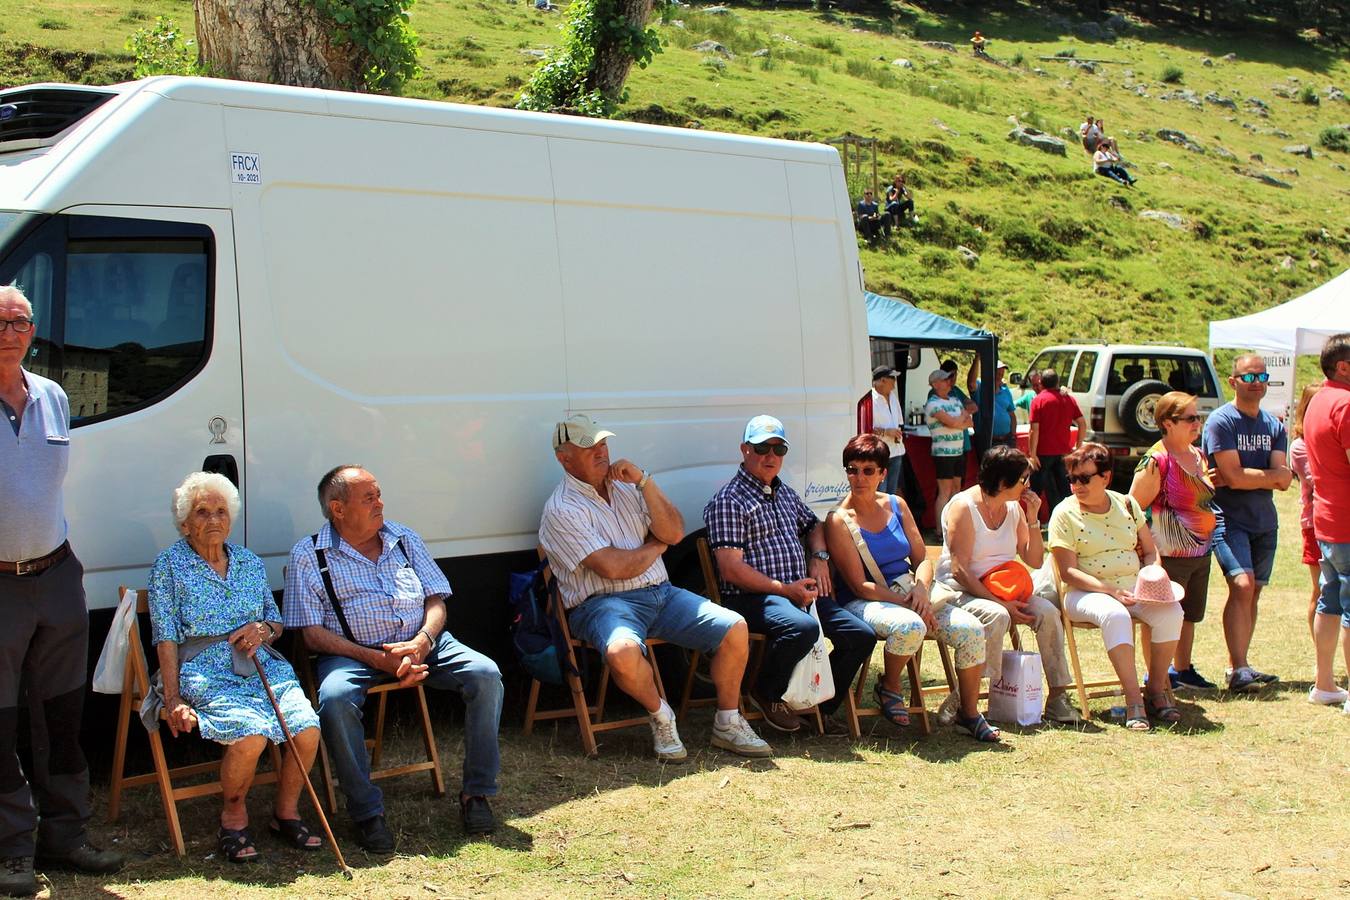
{"left": 567, "top": 582, "right": 741, "bottom": 656}
{"left": 316, "top": 632, "right": 503, "bottom": 822}
{"left": 721, "top": 593, "right": 874, "bottom": 715}
{"left": 882, "top": 459, "right": 903, "bottom": 497}
{"left": 1317, "top": 541, "right": 1350, "bottom": 628}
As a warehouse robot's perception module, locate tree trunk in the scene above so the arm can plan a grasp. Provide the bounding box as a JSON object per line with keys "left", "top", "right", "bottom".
{"left": 584, "top": 0, "right": 656, "bottom": 105}
{"left": 194, "top": 0, "right": 368, "bottom": 90}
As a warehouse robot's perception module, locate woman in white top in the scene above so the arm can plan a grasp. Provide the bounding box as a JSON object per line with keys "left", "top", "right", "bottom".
{"left": 933, "top": 446, "right": 1080, "bottom": 724}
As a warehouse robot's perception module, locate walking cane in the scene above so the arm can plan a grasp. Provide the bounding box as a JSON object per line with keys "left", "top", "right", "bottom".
{"left": 252, "top": 654, "right": 354, "bottom": 880}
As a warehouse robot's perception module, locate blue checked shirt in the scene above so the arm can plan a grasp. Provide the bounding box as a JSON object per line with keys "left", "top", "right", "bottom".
{"left": 283, "top": 520, "right": 451, "bottom": 646}
{"left": 703, "top": 466, "right": 820, "bottom": 597}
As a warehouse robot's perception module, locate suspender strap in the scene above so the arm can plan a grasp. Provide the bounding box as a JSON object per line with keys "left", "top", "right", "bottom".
{"left": 312, "top": 533, "right": 358, "bottom": 644}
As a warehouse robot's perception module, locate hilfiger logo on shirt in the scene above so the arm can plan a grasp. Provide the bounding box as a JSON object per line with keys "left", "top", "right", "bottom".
{"left": 1235, "top": 434, "right": 1273, "bottom": 452}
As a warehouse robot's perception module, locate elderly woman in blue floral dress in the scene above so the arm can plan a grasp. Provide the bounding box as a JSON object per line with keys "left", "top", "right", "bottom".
{"left": 149, "top": 472, "right": 322, "bottom": 862}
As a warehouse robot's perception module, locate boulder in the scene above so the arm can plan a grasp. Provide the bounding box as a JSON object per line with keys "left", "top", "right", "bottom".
{"left": 1202, "top": 57, "right": 1214, "bottom": 67}
{"left": 922, "top": 41, "right": 956, "bottom": 52}
{"left": 1156, "top": 129, "right": 1205, "bottom": 153}
{"left": 1279, "top": 256, "right": 1296, "bottom": 270}
{"left": 520, "top": 48, "right": 549, "bottom": 59}
{"left": 1139, "top": 210, "right": 1187, "bottom": 230}
{"left": 1160, "top": 89, "right": 1201, "bottom": 107}
{"left": 1032, "top": 68, "right": 1048, "bottom": 77}
{"left": 1283, "top": 144, "right": 1313, "bottom": 158}
{"left": 1069, "top": 60, "right": 1098, "bottom": 74}
{"left": 1243, "top": 97, "right": 1271, "bottom": 118}
{"left": 1204, "top": 92, "right": 1237, "bottom": 109}
{"left": 1073, "top": 22, "right": 1111, "bottom": 41}
{"left": 703, "top": 5, "right": 732, "bottom": 14}
{"left": 1155, "top": 161, "right": 1173, "bottom": 170}
{"left": 957, "top": 246, "right": 980, "bottom": 267}
{"left": 751, "top": 48, "right": 769, "bottom": 57}
{"left": 693, "top": 40, "right": 734, "bottom": 59}
{"left": 1212, "top": 146, "right": 1237, "bottom": 160}
{"left": 1249, "top": 153, "right": 1263, "bottom": 162}
{"left": 1223, "top": 52, "right": 1237, "bottom": 61}
{"left": 1326, "top": 86, "right": 1346, "bottom": 102}
{"left": 1104, "top": 14, "right": 1130, "bottom": 32}
{"left": 1273, "top": 129, "right": 1293, "bottom": 138}
{"left": 892, "top": 58, "right": 913, "bottom": 68}
{"left": 1007, "top": 126, "right": 1068, "bottom": 156}
{"left": 1232, "top": 167, "right": 1293, "bottom": 189}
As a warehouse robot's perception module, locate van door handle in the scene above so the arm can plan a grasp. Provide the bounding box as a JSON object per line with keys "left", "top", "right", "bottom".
{"left": 202, "top": 454, "right": 239, "bottom": 488}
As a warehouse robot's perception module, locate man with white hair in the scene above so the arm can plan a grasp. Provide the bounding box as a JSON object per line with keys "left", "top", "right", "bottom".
{"left": 284, "top": 465, "right": 504, "bottom": 851}
{"left": 0, "top": 285, "right": 123, "bottom": 895}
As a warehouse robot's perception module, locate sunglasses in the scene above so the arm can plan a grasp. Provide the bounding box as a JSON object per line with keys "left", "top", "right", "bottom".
{"left": 751, "top": 443, "right": 789, "bottom": 457}
{"left": 1169, "top": 414, "right": 1204, "bottom": 424}
{"left": 1067, "top": 472, "right": 1102, "bottom": 486}
{"left": 1235, "top": 372, "right": 1270, "bottom": 384}
{"left": 844, "top": 465, "right": 880, "bottom": 477}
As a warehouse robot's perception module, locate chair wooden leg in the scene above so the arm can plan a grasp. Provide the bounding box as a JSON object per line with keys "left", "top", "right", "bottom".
{"left": 146, "top": 728, "right": 186, "bottom": 858}
{"left": 371, "top": 692, "right": 388, "bottom": 769}
{"left": 938, "top": 642, "right": 960, "bottom": 693}
{"left": 108, "top": 677, "right": 133, "bottom": 822}
{"left": 316, "top": 736, "right": 338, "bottom": 815}
{"left": 843, "top": 687, "right": 861, "bottom": 739}
{"left": 414, "top": 686, "right": 446, "bottom": 798}
{"left": 523, "top": 678, "right": 542, "bottom": 734}
{"left": 594, "top": 665, "right": 612, "bottom": 724}
{"left": 907, "top": 656, "right": 931, "bottom": 736}
{"left": 566, "top": 665, "right": 600, "bottom": 758}
{"left": 1065, "top": 626, "right": 1093, "bottom": 722}
{"left": 676, "top": 649, "right": 700, "bottom": 722}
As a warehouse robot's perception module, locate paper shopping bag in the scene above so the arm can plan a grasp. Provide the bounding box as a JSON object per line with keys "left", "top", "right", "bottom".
{"left": 987, "top": 650, "right": 1044, "bottom": 726}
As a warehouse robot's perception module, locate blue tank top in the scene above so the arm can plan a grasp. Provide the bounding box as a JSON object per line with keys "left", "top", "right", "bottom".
{"left": 837, "top": 495, "right": 912, "bottom": 603}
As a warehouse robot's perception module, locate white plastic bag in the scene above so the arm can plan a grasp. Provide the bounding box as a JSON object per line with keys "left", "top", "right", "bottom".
{"left": 92, "top": 588, "right": 138, "bottom": 694}
{"left": 987, "top": 650, "right": 1044, "bottom": 726}
{"left": 781, "top": 602, "right": 836, "bottom": 711}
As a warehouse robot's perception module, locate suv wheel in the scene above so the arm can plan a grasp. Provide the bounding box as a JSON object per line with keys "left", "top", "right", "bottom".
{"left": 1118, "top": 379, "right": 1169, "bottom": 442}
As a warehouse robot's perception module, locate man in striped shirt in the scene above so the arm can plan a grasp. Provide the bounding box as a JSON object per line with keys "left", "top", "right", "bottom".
{"left": 539, "top": 414, "right": 771, "bottom": 761}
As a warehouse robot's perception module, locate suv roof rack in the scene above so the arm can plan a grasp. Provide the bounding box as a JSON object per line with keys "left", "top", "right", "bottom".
{"left": 0, "top": 86, "right": 116, "bottom": 152}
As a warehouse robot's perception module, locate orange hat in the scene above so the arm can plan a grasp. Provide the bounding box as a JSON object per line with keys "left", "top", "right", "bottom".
{"left": 979, "top": 560, "right": 1032, "bottom": 604}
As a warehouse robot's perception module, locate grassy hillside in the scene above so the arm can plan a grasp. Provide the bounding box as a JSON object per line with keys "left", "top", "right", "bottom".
{"left": 3, "top": 1, "right": 1348, "bottom": 369}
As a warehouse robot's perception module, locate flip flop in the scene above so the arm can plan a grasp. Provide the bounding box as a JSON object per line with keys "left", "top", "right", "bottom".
{"left": 217, "top": 826, "right": 260, "bottom": 863}
{"left": 270, "top": 817, "right": 322, "bottom": 851}
{"left": 873, "top": 682, "right": 911, "bottom": 727}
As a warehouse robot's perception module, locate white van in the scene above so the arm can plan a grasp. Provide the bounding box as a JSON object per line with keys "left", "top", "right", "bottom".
{"left": 0, "top": 77, "right": 870, "bottom": 629}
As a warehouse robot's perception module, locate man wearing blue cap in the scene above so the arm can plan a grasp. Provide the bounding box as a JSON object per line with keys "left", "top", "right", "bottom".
{"left": 704, "top": 416, "right": 874, "bottom": 734}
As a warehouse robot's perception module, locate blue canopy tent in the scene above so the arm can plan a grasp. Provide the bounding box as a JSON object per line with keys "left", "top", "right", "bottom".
{"left": 864, "top": 292, "right": 1000, "bottom": 454}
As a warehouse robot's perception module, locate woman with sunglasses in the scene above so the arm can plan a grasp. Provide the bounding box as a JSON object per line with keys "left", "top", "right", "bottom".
{"left": 824, "top": 434, "right": 998, "bottom": 741}
{"left": 1129, "top": 392, "right": 1220, "bottom": 693}
{"left": 931, "top": 446, "right": 1081, "bottom": 725}
{"left": 1049, "top": 443, "right": 1185, "bottom": 730}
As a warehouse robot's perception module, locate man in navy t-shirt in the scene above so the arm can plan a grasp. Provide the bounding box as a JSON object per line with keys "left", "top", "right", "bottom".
{"left": 1202, "top": 354, "right": 1292, "bottom": 693}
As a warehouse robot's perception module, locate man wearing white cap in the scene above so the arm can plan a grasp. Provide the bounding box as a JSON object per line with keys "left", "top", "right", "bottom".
{"left": 539, "top": 414, "right": 771, "bottom": 761}
{"left": 925, "top": 369, "right": 973, "bottom": 534}
{"left": 703, "top": 416, "right": 874, "bottom": 734}
{"left": 865, "top": 364, "right": 907, "bottom": 496}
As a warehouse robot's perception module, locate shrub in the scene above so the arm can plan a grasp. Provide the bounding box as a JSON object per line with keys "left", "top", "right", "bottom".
{"left": 794, "top": 65, "right": 820, "bottom": 85}
{"left": 808, "top": 36, "right": 842, "bottom": 54}
{"left": 1160, "top": 65, "right": 1184, "bottom": 84}
{"left": 845, "top": 58, "right": 897, "bottom": 89}
{"left": 126, "top": 16, "right": 202, "bottom": 78}
{"left": 999, "top": 222, "right": 1066, "bottom": 261}
{"left": 1054, "top": 48, "right": 1076, "bottom": 58}
{"left": 1038, "top": 214, "right": 1090, "bottom": 246}
{"left": 1319, "top": 126, "right": 1350, "bottom": 152}
{"left": 920, "top": 247, "right": 954, "bottom": 272}
{"left": 1298, "top": 85, "right": 1320, "bottom": 105}
{"left": 1010, "top": 51, "right": 1025, "bottom": 67}
{"left": 38, "top": 18, "right": 70, "bottom": 30}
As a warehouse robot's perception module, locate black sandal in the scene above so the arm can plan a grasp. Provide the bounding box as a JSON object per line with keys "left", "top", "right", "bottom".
{"left": 270, "top": 817, "right": 322, "bottom": 851}
{"left": 217, "top": 826, "right": 260, "bottom": 863}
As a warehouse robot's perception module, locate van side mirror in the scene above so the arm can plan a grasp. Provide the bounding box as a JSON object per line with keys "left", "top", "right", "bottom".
{"left": 1010, "top": 372, "right": 1024, "bottom": 386}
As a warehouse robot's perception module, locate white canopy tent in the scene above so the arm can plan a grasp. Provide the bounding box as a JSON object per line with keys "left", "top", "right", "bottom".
{"left": 1209, "top": 267, "right": 1350, "bottom": 416}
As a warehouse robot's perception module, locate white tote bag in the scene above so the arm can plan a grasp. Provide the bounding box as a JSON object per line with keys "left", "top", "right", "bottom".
{"left": 987, "top": 649, "right": 1044, "bottom": 726}
{"left": 92, "top": 587, "right": 139, "bottom": 694}
{"left": 781, "top": 601, "right": 836, "bottom": 711}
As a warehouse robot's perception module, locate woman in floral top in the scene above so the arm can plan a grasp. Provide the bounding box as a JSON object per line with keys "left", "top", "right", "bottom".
{"left": 1130, "top": 392, "right": 1219, "bottom": 692}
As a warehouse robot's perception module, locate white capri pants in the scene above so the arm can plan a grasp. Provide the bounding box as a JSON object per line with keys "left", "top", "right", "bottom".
{"left": 1063, "top": 589, "right": 1184, "bottom": 651}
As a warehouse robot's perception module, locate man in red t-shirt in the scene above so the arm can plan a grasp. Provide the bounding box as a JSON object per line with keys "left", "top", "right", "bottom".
{"left": 1027, "top": 369, "right": 1086, "bottom": 515}
{"left": 1304, "top": 332, "right": 1350, "bottom": 712}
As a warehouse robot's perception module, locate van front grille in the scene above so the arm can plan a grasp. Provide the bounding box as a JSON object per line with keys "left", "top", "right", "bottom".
{"left": 0, "top": 87, "right": 115, "bottom": 146}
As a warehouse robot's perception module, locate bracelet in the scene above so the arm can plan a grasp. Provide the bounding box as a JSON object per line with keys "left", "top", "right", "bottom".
{"left": 262, "top": 621, "right": 277, "bottom": 638}
{"left": 418, "top": 629, "right": 434, "bottom": 646}
{"left": 637, "top": 470, "right": 651, "bottom": 490}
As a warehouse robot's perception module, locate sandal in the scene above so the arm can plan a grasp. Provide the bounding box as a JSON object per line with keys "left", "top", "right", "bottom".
{"left": 1124, "top": 703, "right": 1152, "bottom": 731}
{"left": 217, "top": 826, "right": 260, "bottom": 863}
{"left": 1146, "top": 692, "right": 1182, "bottom": 724}
{"left": 873, "top": 682, "right": 911, "bottom": 727}
{"left": 955, "top": 712, "right": 1001, "bottom": 743}
{"left": 270, "top": 817, "right": 322, "bottom": 851}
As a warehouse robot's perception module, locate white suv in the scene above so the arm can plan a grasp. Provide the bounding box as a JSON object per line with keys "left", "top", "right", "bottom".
{"left": 1013, "top": 343, "right": 1224, "bottom": 475}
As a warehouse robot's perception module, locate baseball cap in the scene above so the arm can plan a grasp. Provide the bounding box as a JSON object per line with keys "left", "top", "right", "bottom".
{"left": 552, "top": 414, "right": 615, "bottom": 451}
{"left": 743, "top": 415, "right": 789, "bottom": 446}
{"left": 872, "top": 364, "right": 899, "bottom": 381}
{"left": 996, "top": 359, "right": 1009, "bottom": 369}
{"left": 927, "top": 368, "right": 954, "bottom": 385}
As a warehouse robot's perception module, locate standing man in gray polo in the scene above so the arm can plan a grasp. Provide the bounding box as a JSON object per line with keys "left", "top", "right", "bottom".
{"left": 0, "top": 285, "right": 123, "bottom": 897}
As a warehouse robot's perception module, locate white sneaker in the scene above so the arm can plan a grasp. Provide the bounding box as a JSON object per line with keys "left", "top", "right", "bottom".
{"left": 1044, "top": 693, "right": 1083, "bottom": 724}
{"left": 649, "top": 711, "right": 687, "bottom": 761}
{"left": 1343, "top": 698, "right": 1350, "bottom": 716}
{"left": 1308, "top": 685, "right": 1349, "bottom": 706}
{"left": 710, "top": 713, "right": 773, "bottom": 758}
{"left": 937, "top": 688, "right": 961, "bottom": 726}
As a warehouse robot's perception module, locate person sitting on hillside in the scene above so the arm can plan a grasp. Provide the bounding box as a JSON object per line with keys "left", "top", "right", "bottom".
{"left": 885, "top": 174, "right": 916, "bottom": 227}
{"left": 1094, "top": 119, "right": 1120, "bottom": 156}
{"left": 971, "top": 31, "right": 989, "bottom": 58}
{"left": 855, "top": 189, "right": 886, "bottom": 241}
{"left": 1093, "top": 145, "right": 1136, "bottom": 187}
{"left": 1079, "top": 113, "right": 1102, "bottom": 154}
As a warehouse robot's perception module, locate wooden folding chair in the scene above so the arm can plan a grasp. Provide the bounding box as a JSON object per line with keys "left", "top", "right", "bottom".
{"left": 107, "top": 588, "right": 283, "bottom": 858}
{"left": 292, "top": 632, "right": 446, "bottom": 814}
{"left": 847, "top": 640, "right": 932, "bottom": 737}
{"left": 1052, "top": 558, "right": 1136, "bottom": 721}
{"left": 521, "top": 564, "right": 672, "bottom": 757}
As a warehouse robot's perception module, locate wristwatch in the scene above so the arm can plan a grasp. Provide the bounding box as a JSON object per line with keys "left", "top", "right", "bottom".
{"left": 637, "top": 470, "right": 652, "bottom": 490}
{"left": 811, "top": 550, "right": 831, "bottom": 562}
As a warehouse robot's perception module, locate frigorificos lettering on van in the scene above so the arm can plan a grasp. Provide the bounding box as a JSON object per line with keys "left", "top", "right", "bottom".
{"left": 230, "top": 152, "right": 261, "bottom": 184}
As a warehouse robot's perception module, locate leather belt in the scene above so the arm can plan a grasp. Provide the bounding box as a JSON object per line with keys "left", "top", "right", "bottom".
{"left": 0, "top": 542, "right": 71, "bottom": 577}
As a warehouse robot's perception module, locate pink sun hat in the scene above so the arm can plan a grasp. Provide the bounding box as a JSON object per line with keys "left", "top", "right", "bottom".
{"left": 1132, "top": 564, "right": 1185, "bottom": 604}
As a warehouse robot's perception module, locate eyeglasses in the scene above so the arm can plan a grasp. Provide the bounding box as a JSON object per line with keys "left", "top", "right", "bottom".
{"left": 0, "top": 318, "right": 33, "bottom": 334}
{"left": 1169, "top": 414, "right": 1204, "bottom": 424}
{"left": 751, "top": 443, "right": 789, "bottom": 457}
{"left": 844, "top": 465, "right": 880, "bottom": 477}
{"left": 1067, "top": 472, "right": 1102, "bottom": 486}
{"left": 1235, "top": 372, "right": 1270, "bottom": 384}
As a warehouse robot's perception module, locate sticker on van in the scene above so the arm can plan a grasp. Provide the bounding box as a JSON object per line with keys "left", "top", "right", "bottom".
{"left": 230, "top": 152, "right": 261, "bottom": 185}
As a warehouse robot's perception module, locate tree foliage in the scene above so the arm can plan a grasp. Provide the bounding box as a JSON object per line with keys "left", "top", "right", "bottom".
{"left": 305, "top": 0, "right": 419, "bottom": 92}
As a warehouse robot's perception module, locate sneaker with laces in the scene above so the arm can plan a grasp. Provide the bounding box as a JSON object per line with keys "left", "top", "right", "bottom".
{"left": 1043, "top": 693, "right": 1083, "bottom": 724}
{"left": 1308, "top": 685, "right": 1349, "bottom": 705}
{"left": 1172, "top": 665, "right": 1218, "bottom": 691}
{"left": 1226, "top": 667, "right": 1263, "bottom": 693}
{"left": 649, "top": 711, "right": 687, "bottom": 761}
{"left": 1248, "top": 668, "right": 1280, "bottom": 685}
{"left": 0, "top": 856, "right": 37, "bottom": 898}
{"left": 749, "top": 690, "right": 803, "bottom": 733}
{"left": 936, "top": 689, "right": 961, "bottom": 726}
{"left": 710, "top": 713, "right": 773, "bottom": 758}
{"left": 34, "top": 840, "right": 124, "bottom": 874}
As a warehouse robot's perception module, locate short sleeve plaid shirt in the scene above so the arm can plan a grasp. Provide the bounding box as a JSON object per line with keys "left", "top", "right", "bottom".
{"left": 283, "top": 520, "right": 451, "bottom": 646}
{"left": 703, "top": 466, "right": 819, "bottom": 596}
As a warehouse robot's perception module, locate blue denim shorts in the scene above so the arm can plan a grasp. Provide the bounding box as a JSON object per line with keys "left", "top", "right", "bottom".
{"left": 568, "top": 582, "right": 743, "bottom": 656}
{"left": 1317, "top": 541, "right": 1350, "bottom": 627}
{"left": 1213, "top": 525, "right": 1278, "bottom": 586}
